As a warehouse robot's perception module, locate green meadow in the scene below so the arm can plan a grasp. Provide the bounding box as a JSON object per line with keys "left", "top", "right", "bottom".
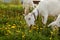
{"left": 0, "top": 4, "right": 60, "bottom": 40}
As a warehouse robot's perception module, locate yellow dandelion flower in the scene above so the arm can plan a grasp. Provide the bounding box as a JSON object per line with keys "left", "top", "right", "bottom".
{"left": 51, "top": 31, "right": 53, "bottom": 34}
{"left": 13, "top": 24, "right": 16, "bottom": 25}
{"left": 22, "top": 35, "right": 25, "bottom": 38}
{"left": 49, "top": 37, "right": 52, "bottom": 40}
{"left": 29, "top": 30, "right": 32, "bottom": 33}
{"left": 5, "top": 27, "right": 8, "bottom": 30}
{"left": 7, "top": 30, "right": 11, "bottom": 34}
{"left": 22, "top": 32, "right": 25, "bottom": 35}
{"left": 11, "top": 26, "right": 16, "bottom": 28}
{"left": 40, "top": 28, "right": 43, "bottom": 30}
{"left": 6, "top": 23, "right": 8, "bottom": 24}
{"left": 8, "top": 25, "right": 11, "bottom": 27}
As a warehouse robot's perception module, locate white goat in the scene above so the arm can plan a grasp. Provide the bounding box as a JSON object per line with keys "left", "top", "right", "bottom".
{"left": 24, "top": 0, "right": 60, "bottom": 26}
{"left": 24, "top": 6, "right": 39, "bottom": 26}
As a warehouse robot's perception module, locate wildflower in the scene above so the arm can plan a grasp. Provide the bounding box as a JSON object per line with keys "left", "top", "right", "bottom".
{"left": 40, "top": 27, "right": 43, "bottom": 30}
{"left": 51, "top": 31, "right": 53, "bottom": 34}
{"left": 22, "top": 32, "right": 25, "bottom": 35}
{"left": 49, "top": 37, "right": 52, "bottom": 40}
{"left": 22, "top": 32, "right": 25, "bottom": 38}
{"left": 29, "top": 30, "right": 32, "bottom": 33}
{"left": 5, "top": 27, "right": 8, "bottom": 30}
{"left": 8, "top": 25, "right": 11, "bottom": 27}
{"left": 6, "top": 23, "right": 8, "bottom": 24}
{"left": 53, "top": 26, "right": 59, "bottom": 32}
{"left": 11, "top": 26, "right": 16, "bottom": 28}
{"left": 22, "top": 34, "right": 25, "bottom": 38}
{"left": 13, "top": 24, "right": 16, "bottom": 25}
{"left": 7, "top": 30, "right": 11, "bottom": 34}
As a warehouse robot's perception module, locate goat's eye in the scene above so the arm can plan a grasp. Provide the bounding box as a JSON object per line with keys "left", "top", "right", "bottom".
{"left": 28, "top": 18, "right": 31, "bottom": 20}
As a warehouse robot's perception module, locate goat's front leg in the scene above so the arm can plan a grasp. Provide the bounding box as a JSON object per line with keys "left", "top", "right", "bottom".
{"left": 48, "top": 21, "right": 56, "bottom": 27}
{"left": 42, "top": 12, "right": 48, "bottom": 25}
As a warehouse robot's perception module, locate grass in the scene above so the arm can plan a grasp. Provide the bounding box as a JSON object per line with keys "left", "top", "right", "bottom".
{"left": 0, "top": 4, "right": 60, "bottom": 40}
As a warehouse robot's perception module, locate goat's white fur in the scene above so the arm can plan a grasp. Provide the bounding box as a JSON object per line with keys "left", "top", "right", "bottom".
{"left": 24, "top": 0, "right": 60, "bottom": 26}
{"left": 48, "top": 15, "right": 60, "bottom": 27}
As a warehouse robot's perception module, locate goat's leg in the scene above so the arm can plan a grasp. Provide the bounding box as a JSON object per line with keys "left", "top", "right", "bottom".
{"left": 48, "top": 21, "right": 56, "bottom": 27}
{"left": 42, "top": 12, "right": 48, "bottom": 25}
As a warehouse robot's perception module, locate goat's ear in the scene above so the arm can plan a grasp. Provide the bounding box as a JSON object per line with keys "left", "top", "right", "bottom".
{"left": 32, "top": 12, "right": 34, "bottom": 16}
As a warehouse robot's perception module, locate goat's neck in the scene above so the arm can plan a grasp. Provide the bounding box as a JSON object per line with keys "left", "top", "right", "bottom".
{"left": 32, "top": 9, "right": 39, "bottom": 19}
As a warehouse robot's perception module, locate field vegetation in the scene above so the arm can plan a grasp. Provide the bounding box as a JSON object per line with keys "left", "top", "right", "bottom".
{"left": 0, "top": 4, "right": 60, "bottom": 40}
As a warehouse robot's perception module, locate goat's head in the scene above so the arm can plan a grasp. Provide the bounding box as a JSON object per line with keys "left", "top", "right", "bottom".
{"left": 23, "top": 13, "right": 35, "bottom": 26}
